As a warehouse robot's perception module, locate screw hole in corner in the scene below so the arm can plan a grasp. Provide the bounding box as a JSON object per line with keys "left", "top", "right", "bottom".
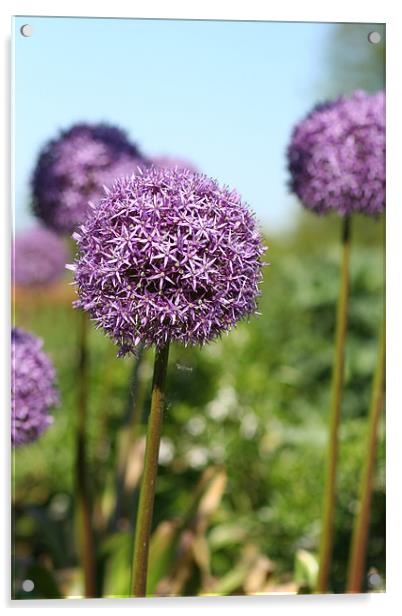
{"left": 20, "top": 24, "right": 33, "bottom": 38}
{"left": 368, "top": 31, "right": 382, "bottom": 45}
{"left": 22, "top": 579, "right": 34, "bottom": 592}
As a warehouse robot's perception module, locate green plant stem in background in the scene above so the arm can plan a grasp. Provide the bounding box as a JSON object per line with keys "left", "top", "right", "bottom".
{"left": 347, "top": 318, "right": 385, "bottom": 593}
{"left": 317, "top": 215, "right": 351, "bottom": 593}
{"left": 131, "top": 343, "right": 170, "bottom": 597}
{"left": 109, "top": 346, "right": 147, "bottom": 531}
{"left": 75, "top": 310, "right": 96, "bottom": 597}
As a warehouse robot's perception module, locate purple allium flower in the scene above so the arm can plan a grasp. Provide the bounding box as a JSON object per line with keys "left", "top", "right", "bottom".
{"left": 13, "top": 226, "right": 69, "bottom": 287}
{"left": 32, "top": 123, "right": 147, "bottom": 234}
{"left": 11, "top": 328, "right": 59, "bottom": 447}
{"left": 287, "top": 90, "right": 385, "bottom": 216}
{"left": 151, "top": 155, "right": 198, "bottom": 173}
{"left": 71, "top": 167, "right": 265, "bottom": 354}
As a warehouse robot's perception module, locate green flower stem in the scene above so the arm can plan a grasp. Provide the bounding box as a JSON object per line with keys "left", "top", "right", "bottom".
{"left": 317, "top": 215, "right": 351, "bottom": 593}
{"left": 347, "top": 318, "right": 385, "bottom": 592}
{"left": 75, "top": 309, "right": 96, "bottom": 597}
{"left": 131, "top": 342, "right": 170, "bottom": 597}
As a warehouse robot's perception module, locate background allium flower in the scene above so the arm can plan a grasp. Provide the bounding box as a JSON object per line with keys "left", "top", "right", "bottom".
{"left": 11, "top": 328, "right": 59, "bottom": 447}
{"left": 72, "top": 167, "right": 265, "bottom": 353}
{"left": 32, "top": 123, "right": 147, "bottom": 234}
{"left": 151, "top": 155, "right": 198, "bottom": 173}
{"left": 287, "top": 90, "right": 385, "bottom": 216}
{"left": 13, "top": 226, "right": 69, "bottom": 287}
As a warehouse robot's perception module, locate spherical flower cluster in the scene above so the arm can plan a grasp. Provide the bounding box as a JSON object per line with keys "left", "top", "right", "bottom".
{"left": 13, "top": 226, "right": 69, "bottom": 287}
{"left": 71, "top": 167, "right": 265, "bottom": 354}
{"left": 11, "top": 328, "right": 59, "bottom": 447}
{"left": 32, "top": 123, "right": 147, "bottom": 234}
{"left": 151, "top": 155, "right": 198, "bottom": 173}
{"left": 287, "top": 90, "right": 385, "bottom": 216}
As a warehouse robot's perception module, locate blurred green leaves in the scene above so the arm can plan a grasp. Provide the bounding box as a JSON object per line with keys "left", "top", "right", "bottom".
{"left": 12, "top": 213, "right": 385, "bottom": 596}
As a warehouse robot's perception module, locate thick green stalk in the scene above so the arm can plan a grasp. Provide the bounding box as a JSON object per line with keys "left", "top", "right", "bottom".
{"left": 347, "top": 319, "right": 385, "bottom": 592}
{"left": 317, "top": 215, "right": 351, "bottom": 592}
{"left": 75, "top": 310, "right": 96, "bottom": 597}
{"left": 131, "top": 343, "right": 170, "bottom": 597}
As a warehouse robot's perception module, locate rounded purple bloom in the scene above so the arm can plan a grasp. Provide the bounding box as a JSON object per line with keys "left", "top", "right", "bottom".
{"left": 32, "top": 123, "right": 147, "bottom": 234}
{"left": 287, "top": 90, "right": 385, "bottom": 216}
{"left": 13, "top": 226, "right": 69, "bottom": 287}
{"left": 72, "top": 167, "right": 265, "bottom": 354}
{"left": 11, "top": 328, "right": 59, "bottom": 447}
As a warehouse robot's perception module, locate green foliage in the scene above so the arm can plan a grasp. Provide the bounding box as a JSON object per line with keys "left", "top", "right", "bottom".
{"left": 294, "top": 549, "right": 319, "bottom": 592}
{"left": 12, "top": 213, "right": 385, "bottom": 597}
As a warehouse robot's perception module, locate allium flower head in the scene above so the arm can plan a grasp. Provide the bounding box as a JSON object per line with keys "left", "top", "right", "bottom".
{"left": 32, "top": 123, "right": 147, "bottom": 234}
{"left": 13, "top": 226, "right": 69, "bottom": 287}
{"left": 11, "top": 328, "right": 59, "bottom": 447}
{"left": 71, "top": 167, "right": 265, "bottom": 354}
{"left": 287, "top": 90, "right": 385, "bottom": 216}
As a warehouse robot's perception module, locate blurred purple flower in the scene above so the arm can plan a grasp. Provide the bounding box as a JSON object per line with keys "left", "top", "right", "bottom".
{"left": 287, "top": 90, "right": 385, "bottom": 216}
{"left": 13, "top": 226, "right": 69, "bottom": 287}
{"left": 71, "top": 167, "right": 265, "bottom": 354}
{"left": 151, "top": 155, "right": 198, "bottom": 173}
{"left": 32, "top": 123, "right": 148, "bottom": 234}
{"left": 11, "top": 328, "right": 59, "bottom": 447}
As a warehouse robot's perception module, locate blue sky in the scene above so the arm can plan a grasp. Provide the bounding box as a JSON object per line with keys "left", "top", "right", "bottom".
{"left": 13, "top": 16, "right": 335, "bottom": 232}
